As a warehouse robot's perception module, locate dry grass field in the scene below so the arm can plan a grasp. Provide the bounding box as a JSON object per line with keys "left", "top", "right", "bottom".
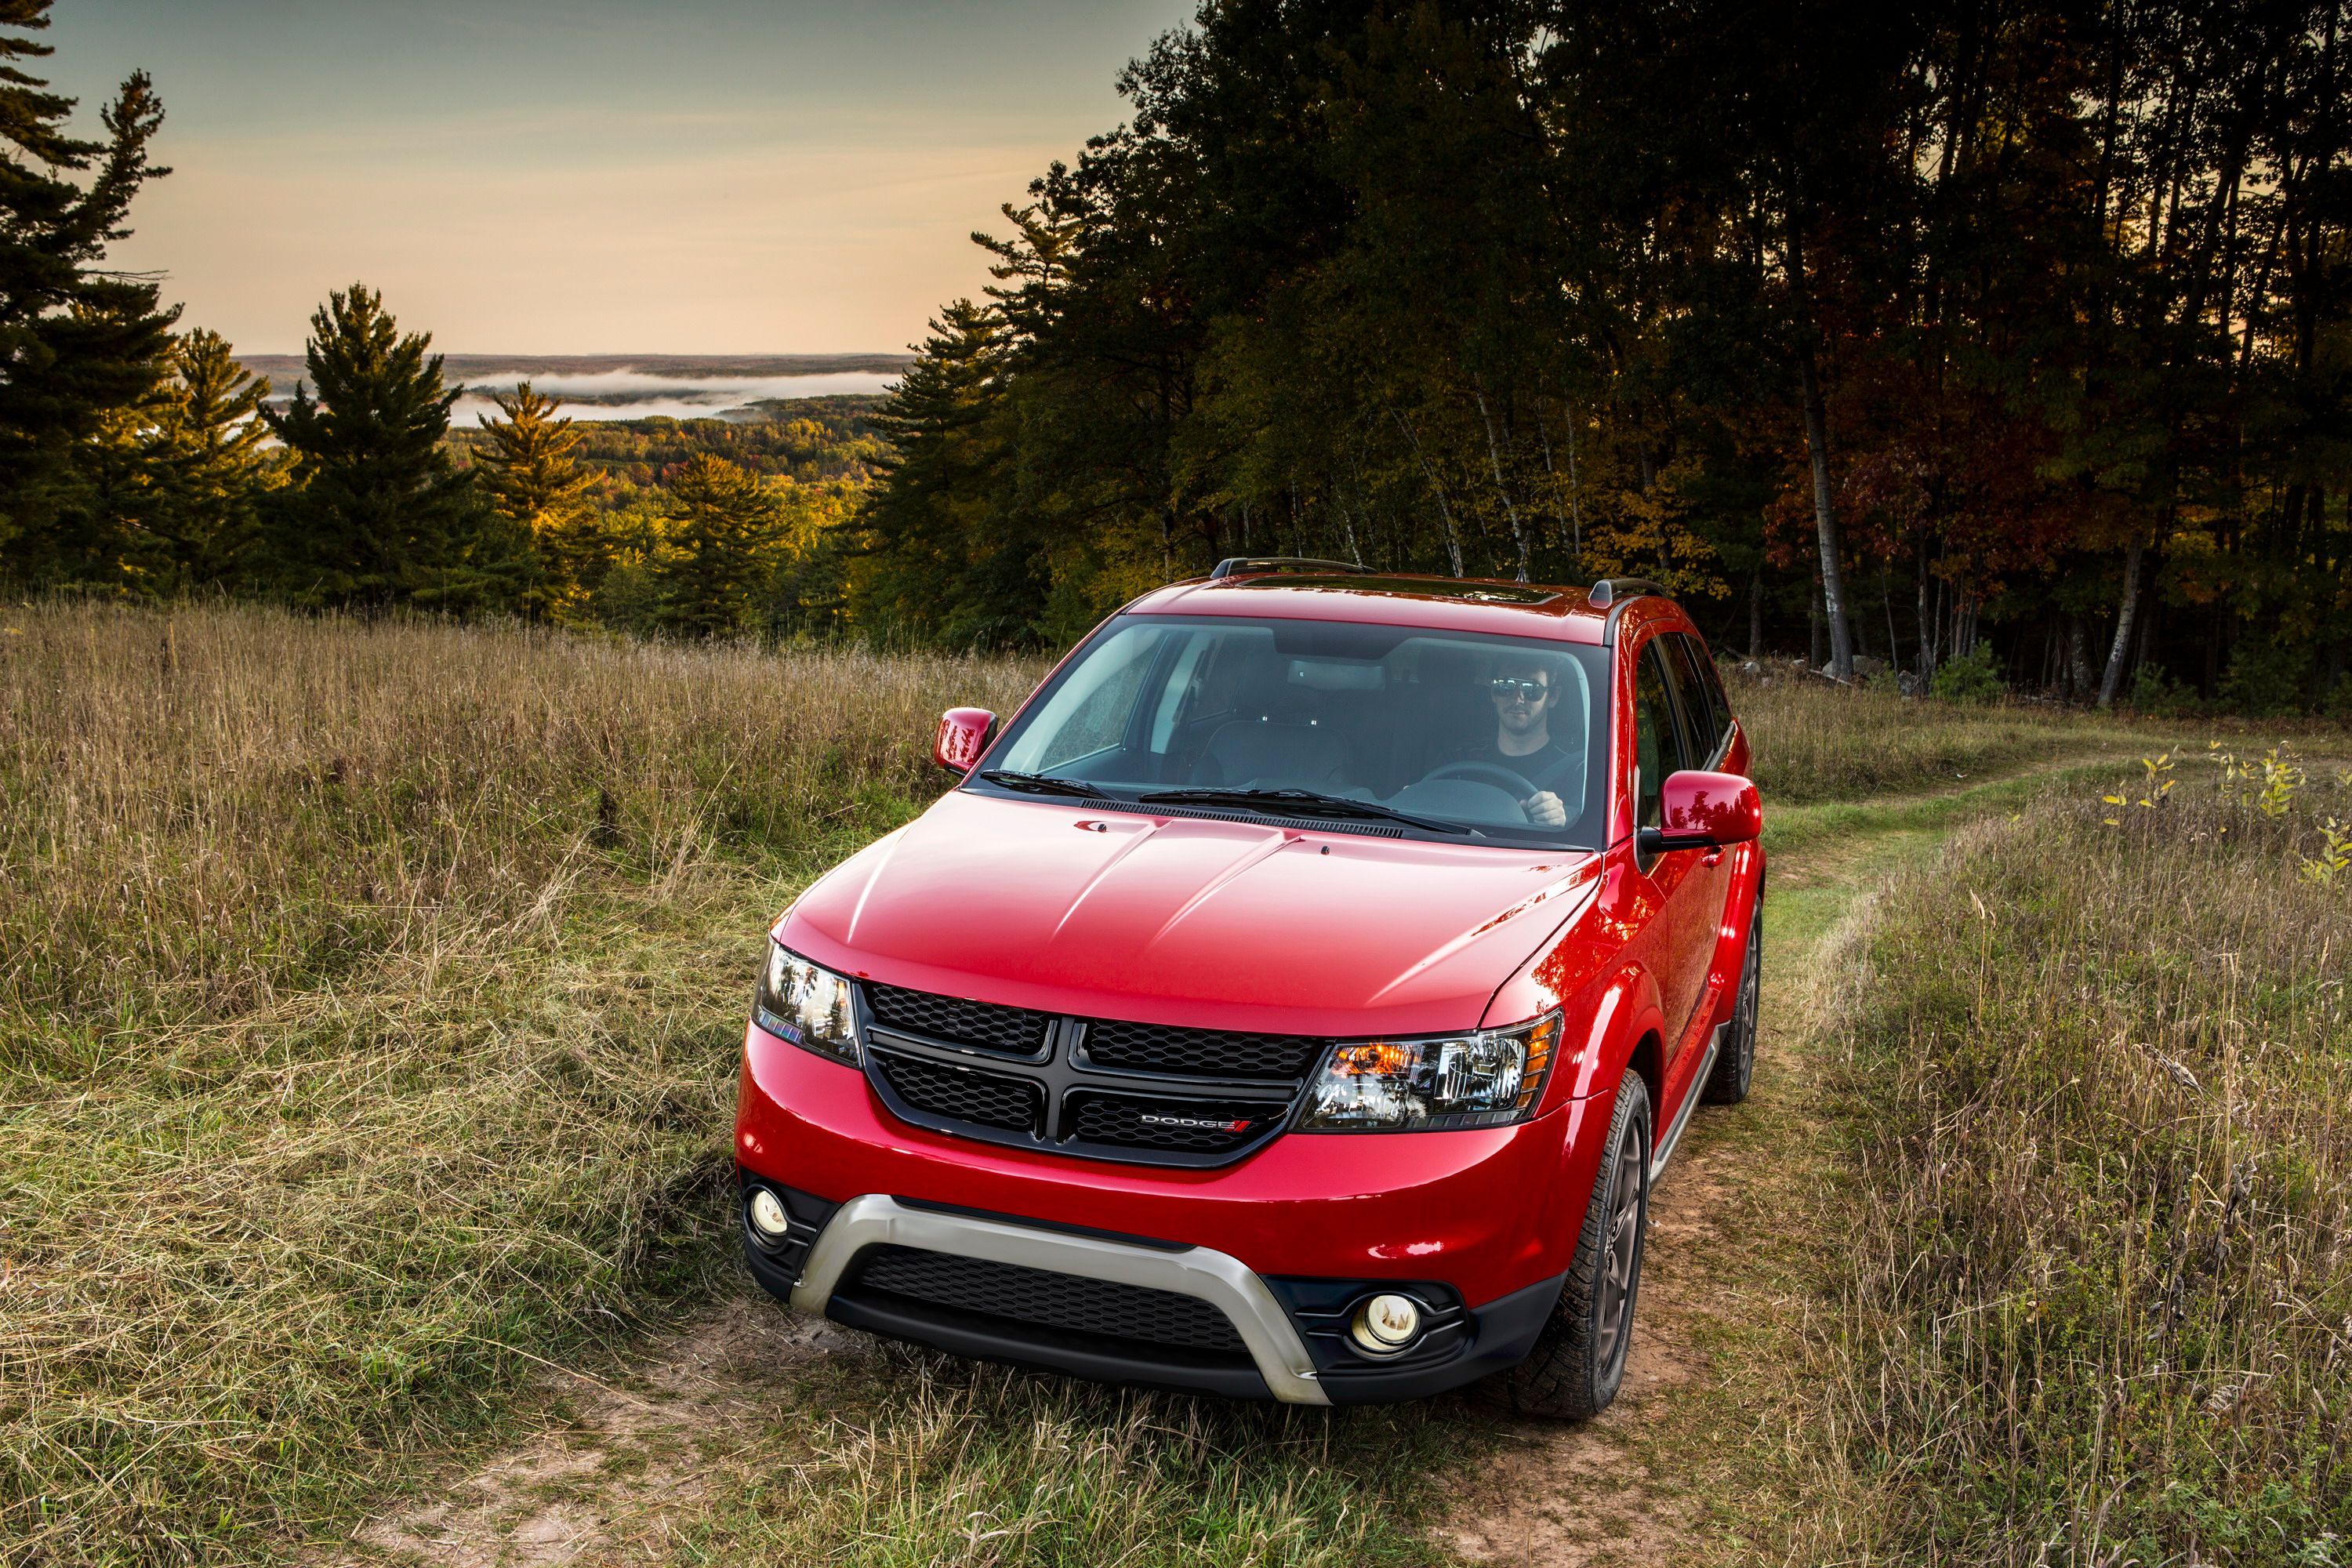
{"left": 1803, "top": 755, "right": 2352, "bottom": 1564}
{"left": 5, "top": 600, "right": 2336, "bottom": 1566}
{"left": 1, "top": 603, "right": 1044, "bottom": 1562}
{"left": 1724, "top": 660, "right": 2119, "bottom": 804}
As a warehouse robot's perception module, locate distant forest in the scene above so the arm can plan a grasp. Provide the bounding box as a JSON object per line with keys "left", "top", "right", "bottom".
{"left": 3, "top": 0, "right": 2350, "bottom": 713}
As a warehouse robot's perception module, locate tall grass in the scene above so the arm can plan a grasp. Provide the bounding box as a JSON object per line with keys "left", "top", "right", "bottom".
{"left": 1809, "top": 757, "right": 2352, "bottom": 1563}
{"left": 0, "top": 602, "right": 1037, "bottom": 1563}
{"left": 3, "top": 603, "right": 1032, "bottom": 1035}
{"left": 1726, "top": 666, "right": 2108, "bottom": 803}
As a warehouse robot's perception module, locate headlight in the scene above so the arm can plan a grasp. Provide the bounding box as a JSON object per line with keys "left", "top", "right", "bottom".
{"left": 1299, "top": 1012, "right": 1561, "bottom": 1131}
{"left": 753, "top": 942, "right": 860, "bottom": 1065}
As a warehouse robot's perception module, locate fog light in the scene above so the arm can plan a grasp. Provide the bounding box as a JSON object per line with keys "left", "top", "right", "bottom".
{"left": 1350, "top": 1293, "right": 1422, "bottom": 1354}
{"left": 748, "top": 1188, "right": 791, "bottom": 1240}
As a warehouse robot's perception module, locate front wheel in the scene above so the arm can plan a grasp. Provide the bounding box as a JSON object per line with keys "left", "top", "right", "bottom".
{"left": 1491, "top": 1073, "right": 1651, "bottom": 1420}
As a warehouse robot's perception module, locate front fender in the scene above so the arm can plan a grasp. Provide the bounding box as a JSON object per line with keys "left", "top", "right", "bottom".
{"left": 1555, "top": 961, "right": 1666, "bottom": 1105}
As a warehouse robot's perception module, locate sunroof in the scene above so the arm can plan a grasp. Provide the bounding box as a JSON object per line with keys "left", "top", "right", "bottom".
{"left": 1230, "top": 574, "right": 1563, "bottom": 605}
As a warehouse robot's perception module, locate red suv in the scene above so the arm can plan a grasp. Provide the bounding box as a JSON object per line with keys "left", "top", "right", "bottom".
{"left": 735, "top": 564, "right": 1763, "bottom": 1418}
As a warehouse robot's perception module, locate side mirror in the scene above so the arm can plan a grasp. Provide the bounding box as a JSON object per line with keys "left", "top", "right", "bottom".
{"left": 934, "top": 707, "right": 996, "bottom": 775}
{"left": 1641, "top": 769, "right": 1762, "bottom": 854}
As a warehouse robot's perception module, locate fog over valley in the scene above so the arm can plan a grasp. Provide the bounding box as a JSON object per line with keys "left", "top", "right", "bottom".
{"left": 236, "top": 352, "right": 913, "bottom": 423}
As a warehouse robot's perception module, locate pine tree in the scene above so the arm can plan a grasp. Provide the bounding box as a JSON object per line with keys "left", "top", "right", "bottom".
{"left": 0, "top": 0, "right": 177, "bottom": 580}
{"left": 263, "top": 283, "right": 484, "bottom": 604}
{"left": 474, "top": 381, "right": 597, "bottom": 616}
{"left": 655, "top": 452, "right": 781, "bottom": 637}
{"left": 146, "top": 329, "right": 274, "bottom": 585}
{"left": 854, "top": 300, "right": 1033, "bottom": 641}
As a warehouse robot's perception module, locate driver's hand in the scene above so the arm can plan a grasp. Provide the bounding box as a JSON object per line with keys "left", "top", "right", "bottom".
{"left": 1523, "top": 790, "right": 1566, "bottom": 827}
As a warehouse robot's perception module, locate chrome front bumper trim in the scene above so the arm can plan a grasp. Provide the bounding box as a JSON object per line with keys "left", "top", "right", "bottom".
{"left": 789, "top": 1193, "right": 1330, "bottom": 1405}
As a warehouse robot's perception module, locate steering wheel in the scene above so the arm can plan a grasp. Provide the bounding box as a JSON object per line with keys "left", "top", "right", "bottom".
{"left": 1422, "top": 760, "right": 1543, "bottom": 800}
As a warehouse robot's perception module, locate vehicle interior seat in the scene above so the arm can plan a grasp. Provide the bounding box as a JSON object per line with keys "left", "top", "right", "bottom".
{"left": 1393, "top": 644, "right": 1490, "bottom": 784}
{"left": 1193, "top": 665, "right": 1355, "bottom": 791}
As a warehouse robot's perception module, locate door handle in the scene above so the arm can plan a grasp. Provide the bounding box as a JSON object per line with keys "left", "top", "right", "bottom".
{"left": 1701, "top": 850, "right": 1724, "bottom": 867}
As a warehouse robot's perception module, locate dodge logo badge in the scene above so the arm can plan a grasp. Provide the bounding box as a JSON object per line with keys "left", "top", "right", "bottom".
{"left": 1138, "top": 1112, "right": 1252, "bottom": 1133}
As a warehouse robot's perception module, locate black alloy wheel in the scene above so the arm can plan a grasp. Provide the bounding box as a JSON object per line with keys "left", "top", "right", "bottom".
{"left": 1590, "top": 1102, "right": 1647, "bottom": 1382}
{"left": 1490, "top": 1073, "right": 1652, "bottom": 1420}
{"left": 1703, "top": 894, "right": 1762, "bottom": 1105}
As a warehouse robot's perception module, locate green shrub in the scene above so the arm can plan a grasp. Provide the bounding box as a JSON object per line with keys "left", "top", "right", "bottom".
{"left": 1929, "top": 644, "right": 2004, "bottom": 704}
{"left": 2220, "top": 636, "right": 2317, "bottom": 716}
{"left": 2127, "top": 661, "right": 2203, "bottom": 716}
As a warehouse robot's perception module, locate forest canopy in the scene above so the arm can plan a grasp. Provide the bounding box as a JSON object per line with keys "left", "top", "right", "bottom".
{"left": 2, "top": 0, "right": 2347, "bottom": 713}
{"left": 848, "top": 0, "right": 2352, "bottom": 713}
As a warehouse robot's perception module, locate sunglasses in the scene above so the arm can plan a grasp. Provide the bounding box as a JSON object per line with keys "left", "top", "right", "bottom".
{"left": 1490, "top": 677, "right": 1548, "bottom": 699}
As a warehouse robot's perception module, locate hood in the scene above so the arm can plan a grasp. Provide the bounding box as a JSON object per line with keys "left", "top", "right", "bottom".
{"left": 779, "top": 789, "right": 1601, "bottom": 1039}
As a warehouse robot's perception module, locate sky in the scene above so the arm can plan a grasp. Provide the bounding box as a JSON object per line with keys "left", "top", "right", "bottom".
{"left": 44, "top": 0, "right": 1195, "bottom": 354}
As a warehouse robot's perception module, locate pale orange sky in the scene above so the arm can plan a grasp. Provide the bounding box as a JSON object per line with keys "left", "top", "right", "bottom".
{"left": 48, "top": 1, "right": 1194, "bottom": 354}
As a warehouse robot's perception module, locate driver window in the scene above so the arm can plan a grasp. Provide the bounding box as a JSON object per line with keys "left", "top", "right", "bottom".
{"left": 1633, "top": 643, "right": 1684, "bottom": 830}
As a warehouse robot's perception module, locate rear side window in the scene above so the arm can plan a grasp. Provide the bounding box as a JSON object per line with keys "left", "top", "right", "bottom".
{"left": 1689, "top": 637, "right": 1733, "bottom": 744}
{"left": 1663, "top": 635, "right": 1725, "bottom": 764}
{"left": 1632, "top": 643, "right": 1685, "bottom": 830}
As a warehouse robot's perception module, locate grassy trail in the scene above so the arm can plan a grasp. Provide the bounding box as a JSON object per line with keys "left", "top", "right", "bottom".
{"left": 330, "top": 750, "right": 2140, "bottom": 1568}
{"left": 1436, "top": 754, "right": 2129, "bottom": 1566}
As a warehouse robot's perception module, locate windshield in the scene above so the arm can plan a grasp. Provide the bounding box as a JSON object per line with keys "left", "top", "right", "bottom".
{"left": 978, "top": 614, "right": 1612, "bottom": 848}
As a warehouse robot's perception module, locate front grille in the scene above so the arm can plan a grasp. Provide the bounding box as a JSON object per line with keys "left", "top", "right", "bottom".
{"left": 1065, "top": 1091, "right": 1276, "bottom": 1154}
{"left": 851, "top": 1244, "right": 1246, "bottom": 1354}
{"left": 867, "top": 983, "right": 1050, "bottom": 1058}
{"left": 858, "top": 981, "right": 1325, "bottom": 1167}
{"left": 1080, "top": 1018, "right": 1322, "bottom": 1081}
{"left": 870, "top": 1049, "right": 1041, "bottom": 1134}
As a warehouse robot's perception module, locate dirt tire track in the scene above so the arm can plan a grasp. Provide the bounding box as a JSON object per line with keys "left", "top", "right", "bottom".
{"left": 329, "top": 1306, "right": 858, "bottom": 1566}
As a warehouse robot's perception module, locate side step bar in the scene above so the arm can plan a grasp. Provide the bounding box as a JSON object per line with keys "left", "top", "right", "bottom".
{"left": 1649, "top": 1023, "right": 1723, "bottom": 1185}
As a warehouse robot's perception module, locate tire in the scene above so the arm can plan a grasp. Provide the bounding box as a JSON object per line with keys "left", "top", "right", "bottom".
{"left": 1703, "top": 891, "right": 1762, "bottom": 1105}
{"left": 1493, "top": 1073, "right": 1651, "bottom": 1420}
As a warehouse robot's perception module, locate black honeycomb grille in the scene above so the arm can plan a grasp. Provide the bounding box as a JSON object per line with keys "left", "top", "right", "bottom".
{"left": 871, "top": 1050, "right": 1041, "bottom": 1134}
{"left": 1080, "top": 1018, "right": 1322, "bottom": 1082}
{"left": 851, "top": 1245, "right": 1246, "bottom": 1354}
{"left": 866, "top": 984, "right": 1050, "bottom": 1058}
{"left": 1065, "top": 1091, "right": 1274, "bottom": 1154}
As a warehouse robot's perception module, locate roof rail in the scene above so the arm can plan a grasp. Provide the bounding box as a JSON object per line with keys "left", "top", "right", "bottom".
{"left": 1207, "top": 556, "right": 1374, "bottom": 580}
{"left": 1586, "top": 577, "right": 1671, "bottom": 608}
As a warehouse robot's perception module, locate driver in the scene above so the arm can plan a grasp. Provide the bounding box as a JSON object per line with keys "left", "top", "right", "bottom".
{"left": 1479, "top": 652, "right": 1579, "bottom": 827}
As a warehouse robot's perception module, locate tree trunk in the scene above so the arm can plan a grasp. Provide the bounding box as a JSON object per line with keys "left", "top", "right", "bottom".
{"left": 1472, "top": 380, "right": 1530, "bottom": 583}
{"left": 2095, "top": 535, "right": 2144, "bottom": 707}
{"left": 1796, "top": 340, "right": 1855, "bottom": 681}
{"left": 1915, "top": 544, "right": 1939, "bottom": 684}
{"left": 1394, "top": 410, "right": 1465, "bottom": 578}
{"left": 1565, "top": 400, "right": 1584, "bottom": 568}
{"left": 1748, "top": 564, "right": 1763, "bottom": 658}
{"left": 1787, "top": 214, "right": 1855, "bottom": 683}
{"left": 1809, "top": 579, "right": 1825, "bottom": 669}
{"left": 2067, "top": 615, "right": 2095, "bottom": 703}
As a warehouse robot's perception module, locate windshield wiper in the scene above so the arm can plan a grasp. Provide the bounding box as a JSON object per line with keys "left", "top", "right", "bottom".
{"left": 1135, "top": 786, "right": 1472, "bottom": 836}
{"left": 978, "top": 769, "right": 1114, "bottom": 800}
